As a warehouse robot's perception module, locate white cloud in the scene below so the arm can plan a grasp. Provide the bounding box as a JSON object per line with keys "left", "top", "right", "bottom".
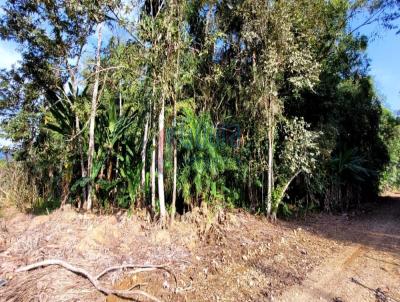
{"left": 0, "top": 41, "right": 21, "bottom": 69}
{"left": 0, "top": 137, "right": 13, "bottom": 147}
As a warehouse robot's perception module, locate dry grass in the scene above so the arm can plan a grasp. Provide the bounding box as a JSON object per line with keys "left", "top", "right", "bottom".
{"left": 0, "top": 208, "right": 185, "bottom": 301}
{"left": 0, "top": 205, "right": 346, "bottom": 302}
{"left": 1, "top": 267, "right": 97, "bottom": 302}
{"left": 0, "top": 163, "right": 40, "bottom": 215}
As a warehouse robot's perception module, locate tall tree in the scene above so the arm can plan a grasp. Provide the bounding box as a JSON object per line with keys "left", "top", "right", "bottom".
{"left": 157, "top": 97, "right": 167, "bottom": 222}
{"left": 240, "top": 0, "right": 320, "bottom": 217}
{"left": 0, "top": 0, "right": 119, "bottom": 206}
{"left": 87, "top": 23, "right": 104, "bottom": 211}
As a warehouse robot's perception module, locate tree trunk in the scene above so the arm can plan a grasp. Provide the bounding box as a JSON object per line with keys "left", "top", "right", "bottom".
{"left": 107, "top": 157, "right": 113, "bottom": 181}
{"left": 272, "top": 170, "right": 301, "bottom": 218}
{"left": 75, "top": 116, "right": 87, "bottom": 207}
{"left": 266, "top": 114, "right": 274, "bottom": 217}
{"left": 139, "top": 113, "right": 150, "bottom": 208}
{"left": 157, "top": 98, "right": 167, "bottom": 223}
{"left": 68, "top": 56, "right": 87, "bottom": 208}
{"left": 171, "top": 101, "right": 177, "bottom": 221}
{"left": 171, "top": 29, "right": 180, "bottom": 222}
{"left": 150, "top": 136, "right": 156, "bottom": 212}
{"left": 87, "top": 23, "right": 103, "bottom": 211}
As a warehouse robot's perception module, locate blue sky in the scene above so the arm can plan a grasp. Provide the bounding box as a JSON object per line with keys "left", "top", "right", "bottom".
{"left": 0, "top": 39, "right": 19, "bottom": 147}
{"left": 355, "top": 18, "right": 400, "bottom": 112}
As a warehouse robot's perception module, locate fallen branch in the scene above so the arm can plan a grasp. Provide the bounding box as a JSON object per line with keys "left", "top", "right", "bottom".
{"left": 351, "top": 277, "right": 400, "bottom": 302}
{"left": 16, "top": 259, "right": 173, "bottom": 302}
{"left": 97, "top": 267, "right": 157, "bottom": 280}
{"left": 0, "top": 187, "right": 8, "bottom": 197}
{"left": 0, "top": 278, "right": 7, "bottom": 287}
{"left": 96, "top": 264, "right": 178, "bottom": 291}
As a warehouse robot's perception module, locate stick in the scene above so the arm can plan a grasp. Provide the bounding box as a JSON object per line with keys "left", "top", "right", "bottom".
{"left": 97, "top": 267, "right": 156, "bottom": 280}
{"left": 0, "top": 188, "right": 8, "bottom": 196}
{"left": 96, "top": 264, "right": 178, "bottom": 290}
{"left": 350, "top": 277, "right": 400, "bottom": 302}
{"left": 96, "top": 265, "right": 165, "bottom": 280}
{"left": 16, "top": 259, "right": 166, "bottom": 302}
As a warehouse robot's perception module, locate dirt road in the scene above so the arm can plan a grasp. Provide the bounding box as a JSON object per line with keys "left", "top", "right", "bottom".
{"left": 279, "top": 193, "right": 400, "bottom": 302}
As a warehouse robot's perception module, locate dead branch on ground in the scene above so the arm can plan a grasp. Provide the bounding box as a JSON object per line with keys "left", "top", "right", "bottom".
{"left": 16, "top": 259, "right": 176, "bottom": 302}
{"left": 350, "top": 277, "right": 400, "bottom": 302}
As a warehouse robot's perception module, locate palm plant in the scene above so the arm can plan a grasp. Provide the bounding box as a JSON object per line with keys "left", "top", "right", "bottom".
{"left": 176, "top": 108, "right": 238, "bottom": 208}
{"left": 331, "top": 148, "right": 371, "bottom": 184}
{"left": 327, "top": 148, "right": 372, "bottom": 210}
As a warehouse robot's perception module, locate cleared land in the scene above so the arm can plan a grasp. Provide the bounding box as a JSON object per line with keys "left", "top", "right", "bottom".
{"left": 0, "top": 194, "right": 399, "bottom": 302}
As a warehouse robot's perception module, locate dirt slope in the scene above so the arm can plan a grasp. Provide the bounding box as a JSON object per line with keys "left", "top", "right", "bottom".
{"left": 0, "top": 194, "right": 399, "bottom": 302}
{"left": 279, "top": 193, "right": 400, "bottom": 302}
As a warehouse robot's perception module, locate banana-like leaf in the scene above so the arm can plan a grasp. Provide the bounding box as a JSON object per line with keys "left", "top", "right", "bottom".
{"left": 71, "top": 177, "right": 91, "bottom": 192}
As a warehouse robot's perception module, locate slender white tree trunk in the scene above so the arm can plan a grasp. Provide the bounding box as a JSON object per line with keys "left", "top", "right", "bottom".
{"left": 150, "top": 91, "right": 156, "bottom": 214}
{"left": 266, "top": 114, "right": 274, "bottom": 217}
{"left": 171, "top": 33, "right": 180, "bottom": 222}
{"left": 150, "top": 136, "right": 156, "bottom": 211}
{"left": 171, "top": 102, "right": 177, "bottom": 221}
{"left": 275, "top": 170, "right": 301, "bottom": 213}
{"left": 140, "top": 113, "right": 150, "bottom": 206}
{"left": 87, "top": 23, "right": 103, "bottom": 211}
{"left": 157, "top": 98, "right": 167, "bottom": 222}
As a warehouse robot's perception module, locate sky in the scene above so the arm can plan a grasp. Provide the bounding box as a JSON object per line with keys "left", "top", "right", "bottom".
{"left": 0, "top": 39, "right": 20, "bottom": 147}
{"left": 355, "top": 18, "right": 400, "bottom": 112}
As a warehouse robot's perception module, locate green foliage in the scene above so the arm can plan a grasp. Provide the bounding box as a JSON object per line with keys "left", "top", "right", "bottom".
{"left": 379, "top": 109, "right": 400, "bottom": 191}
{"left": 0, "top": 0, "right": 396, "bottom": 219}
{"left": 277, "top": 118, "right": 321, "bottom": 178}
{"left": 330, "top": 149, "right": 371, "bottom": 184}
{"left": 176, "top": 108, "right": 238, "bottom": 207}
{"left": 271, "top": 117, "right": 321, "bottom": 212}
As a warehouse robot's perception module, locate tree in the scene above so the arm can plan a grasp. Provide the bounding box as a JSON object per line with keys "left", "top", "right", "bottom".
{"left": 380, "top": 108, "right": 400, "bottom": 191}
{"left": 87, "top": 23, "right": 104, "bottom": 211}
{"left": 0, "top": 0, "right": 395, "bottom": 219}
{"left": 0, "top": 0, "right": 121, "bottom": 208}
{"left": 240, "top": 0, "right": 320, "bottom": 218}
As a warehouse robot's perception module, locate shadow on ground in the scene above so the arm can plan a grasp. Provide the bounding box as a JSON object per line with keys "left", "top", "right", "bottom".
{"left": 287, "top": 193, "right": 400, "bottom": 257}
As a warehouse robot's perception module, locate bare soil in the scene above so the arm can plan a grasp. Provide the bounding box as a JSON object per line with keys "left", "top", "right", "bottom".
{"left": 279, "top": 193, "right": 400, "bottom": 302}
{"left": 0, "top": 193, "right": 399, "bottom": 302}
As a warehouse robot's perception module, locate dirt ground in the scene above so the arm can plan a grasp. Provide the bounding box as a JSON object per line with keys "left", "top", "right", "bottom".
{"left": 0, "top": 193, "right": 399, "bottom": 302}
{"left": 279, "top": 192, "right": 400, "bottom": 302}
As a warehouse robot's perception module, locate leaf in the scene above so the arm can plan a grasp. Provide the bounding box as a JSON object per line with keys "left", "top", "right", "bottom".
{"left": 71, "top": 177, "right": 91, "bottom": 193}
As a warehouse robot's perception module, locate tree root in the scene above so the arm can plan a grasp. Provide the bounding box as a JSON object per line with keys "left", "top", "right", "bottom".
{"left": 16, "top": 259, "right": 176, "bottom": 302}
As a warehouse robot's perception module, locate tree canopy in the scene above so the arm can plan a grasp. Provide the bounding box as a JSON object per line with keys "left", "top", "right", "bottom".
{"left": 0, "top": 0, "right": 399, "bottom": 218}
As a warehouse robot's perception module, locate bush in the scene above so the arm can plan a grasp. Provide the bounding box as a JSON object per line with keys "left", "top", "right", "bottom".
{"left": 0, "top": 162, "right": 40, "bottom": 213}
